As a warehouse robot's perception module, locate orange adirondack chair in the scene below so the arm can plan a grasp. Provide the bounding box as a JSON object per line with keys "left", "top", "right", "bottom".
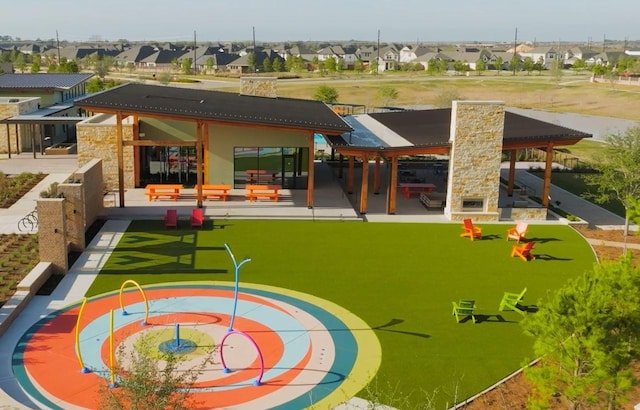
{"left": 506, "top": 221, "right": 528, "bottom": 243}
{"left": 164, "top": 209, "right": 178, "bottom": 228}
{"left": 190, "top": 208, "right": 204, "bottom": 228}
{"left": 460, "top": 218, "right": 482, "bottom": 241}
{"left": 511, "top": 241, "right": 536, "bottom": 261}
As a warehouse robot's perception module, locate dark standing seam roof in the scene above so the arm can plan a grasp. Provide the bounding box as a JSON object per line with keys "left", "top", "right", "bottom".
{"left": 0, "top": 73, "right": 94, "bottom": 89}
{"left": 368, "top": 108, "right": 591, "bottom": 147}
{"left": 74, "top": 83, "right": 353, "bottom": 134}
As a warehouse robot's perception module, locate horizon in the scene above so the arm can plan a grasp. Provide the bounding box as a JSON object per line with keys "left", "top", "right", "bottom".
{"left": 3, "top": 0, "right": 639, "bottom": 45}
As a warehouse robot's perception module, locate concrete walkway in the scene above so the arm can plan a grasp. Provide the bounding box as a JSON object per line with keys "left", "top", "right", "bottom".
{"left": 500, "top": 162, "right": 629, "bottom": 229}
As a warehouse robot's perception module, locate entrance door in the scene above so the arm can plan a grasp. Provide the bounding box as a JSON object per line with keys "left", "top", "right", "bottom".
{"left": 282, "top": 153, "right": 297, "bottom": 189}
{"left": 139, "top": 145, "right": 198, "bottom": 187}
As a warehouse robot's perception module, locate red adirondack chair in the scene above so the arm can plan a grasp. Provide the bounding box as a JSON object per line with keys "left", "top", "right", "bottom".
{"left": 511, "top": 241, "right": 536, "bottom": 261}
{"left": 164, "top": 209, "right": 178, "bottom": 228}
{"left": 460, "top": 218, "right": 482, "bottom": 241}
{"left": 190, "top": 208, "right": 203, "bottom": 228}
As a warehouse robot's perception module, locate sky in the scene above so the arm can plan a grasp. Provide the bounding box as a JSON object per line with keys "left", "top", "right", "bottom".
{"left": 3, "top": 0, "right": 639, "bottom": 44}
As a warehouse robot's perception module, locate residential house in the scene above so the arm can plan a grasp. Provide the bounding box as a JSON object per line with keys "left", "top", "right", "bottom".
{"left": 399, "top": 44, "right": 434, "bottom": 64}
{"left": 440, "top": 50, "right": 493, "bottom": 71}
{"left": 518, "top": 46, "right": 559, "bottom": 69}
{"left": 113, "top": 45, "right": 156, "bottom": 70}
{"left": 140, "top": 49, "right": 187, "bottom": 71}
{"left": 375, "top": 45, "right": 400, "bottom": 72}
{"left": 563, "top": 46, "right": 598, "bottom": 67}
{"left": 227, "top": 49, "right": 285, "bottom": 74}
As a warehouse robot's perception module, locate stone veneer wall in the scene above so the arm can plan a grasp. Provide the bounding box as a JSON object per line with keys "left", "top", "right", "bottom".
{"left": 76, "top": 116, "right": 134, "bottom": 190}
{"left": 37, "top": 199, "right": 68, "bottom": 275}
{"left": 445, "top": 101, "right": 504, "bottom": 222}
{"left": 0, "top": 97, "right": 40, "bottom": 153}
{"left": 57, "top": 183, "right": 84, "bottom": 252}
{"left": 70, "top": 158, "right": 105, "bottom": 228}
{"left": 240, "top": 77, "right": 277, "bottom": 98}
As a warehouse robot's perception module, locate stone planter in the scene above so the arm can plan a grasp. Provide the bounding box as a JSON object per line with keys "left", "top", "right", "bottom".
{"left": 45, "top": 143, "right": 77, "bottom": 155}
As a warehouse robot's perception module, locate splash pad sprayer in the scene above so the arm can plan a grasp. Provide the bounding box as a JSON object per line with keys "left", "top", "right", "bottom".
{"left": 224, "top": 243, "right": 251, "bottom": 332}
{"left": 118, "top": 280, "right": 149, "bottom": 326}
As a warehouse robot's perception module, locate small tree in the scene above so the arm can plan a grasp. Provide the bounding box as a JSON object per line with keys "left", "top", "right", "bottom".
{"left": 474, "top": 59, "right": 486, "bottom": 76}
{"left": 434, "top": 88, "right": 463, "bottom": 108}
{"left": 262, "top": 57, "right": 272, "bottom": 73}
{"left": 508, "top": 56, "right": 520, "bottom": 75}
{"left": 584, "top": 125, "right": 640, "bottom": 237}
{"left": 494, "top": 56, "right": 503, "bottom": 74}
{"left": 181, "top": 58, "right": 193, "bottom": 75}
{"left": 205, "top": 57, "right": 214, "bottom": 74}
{"left": 523, "top": 256, "right": 640, "bottom": 410}
{"left": 271, "top": 57, "right": 282, "bottom": 72}
{"left": 99, "top": 333, "right": 216, "bottom": 410}
{"left": 313, "top": 85, "right": 339, "bottom": 104}
{"left": 324, "top": 57, "right": 336, "bottom": 73}
{"left": 523, "top": 57, "right": 534, "bottom": 75}
{"left": 376, "top": 86, "right": 399, "bottom": 106}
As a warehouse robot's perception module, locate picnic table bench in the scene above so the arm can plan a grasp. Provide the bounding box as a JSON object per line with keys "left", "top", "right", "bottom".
{"left": 245, "top": 184, "right": 281, "bottom": 202}
{"left": 201, "top": 184, "right": 231, "bottom": 201}
{"left": 245, "top": 170, "right": 277, "bottom": 184}
{"left": 398, "top": 183, "right": 436, "bottom": 199}
{"left": 145, "top": 184, "right": 183, "bottom": 201}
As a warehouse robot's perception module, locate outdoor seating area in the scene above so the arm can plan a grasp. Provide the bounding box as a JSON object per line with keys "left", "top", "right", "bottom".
{"left": 244, "top": 184, "right": 282, "bottom": 202}
{"left": 145, "top": 184, "right": 183, "bottom": 201}
{"left": 163, "top": 208, "right": 206, "bottom": 229}
{"left": 511, "top": 241, "right": 536, "bottom": 261}
{"left": 460, "top": 218, "right": 483, "bottom": 240}
{"left": 499, "top": 288, "right": 528, "bottom": 315}
{"left": 202, "top": 184, "right": 231, "bottom": 201}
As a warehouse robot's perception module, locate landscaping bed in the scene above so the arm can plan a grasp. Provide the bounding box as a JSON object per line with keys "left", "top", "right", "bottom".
{"left": 0, "top": 234, "right": 38, "bottom": 307}
{"left": 0, "top": 172, "right": 47, "bottom": 208}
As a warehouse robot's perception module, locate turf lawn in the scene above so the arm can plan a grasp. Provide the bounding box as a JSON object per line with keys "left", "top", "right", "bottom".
{"left": 85, "top": 219, "right": 596, "bottom": 408}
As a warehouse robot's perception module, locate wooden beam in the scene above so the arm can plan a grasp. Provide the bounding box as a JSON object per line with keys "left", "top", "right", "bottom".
{"left": 359, "top": 153, "right": 369, "bottom": 214}
{"left": 387, "top": 155, "right": 398, "bottom": 214}
{"left": 508, "top": 149, "right": 517, "bottom": 196}
{"left": 123, "top": 140, "right": 197, "bottom": 147}
{"left": 203, "top": 123, "right": 210, "bottom": 184}
{"left": 338, "top": 154, "right": 344, "bottom": 179}
{"left": 5, "top": 124, "right": 10, "bottom": 159}
{"left": 347, "top": 155, "right": 354, "bottom": 194}
{"left": 307, "top": 132, "right": 315, "bottom": 208}
{"left": 196, "top": 122, "right": 203, "bottom": 208}
{"left": 542, "top": 143, "right": 554, "bottom": 207}
{"left": 14, "top": 124, "right": 19, "bottom": 154}
{"left": 116, "top": 113, "right": 125, "bottom": 208}
{"left": 373, "top": 156, "right": 381, "bottom": 194}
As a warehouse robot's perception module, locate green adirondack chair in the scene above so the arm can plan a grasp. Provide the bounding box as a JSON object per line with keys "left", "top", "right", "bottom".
{"left": 452, "top": 299, "right": 477, "bottom": 323}
{"left": 499, "top": 287, "right": 527, "bottom": 315}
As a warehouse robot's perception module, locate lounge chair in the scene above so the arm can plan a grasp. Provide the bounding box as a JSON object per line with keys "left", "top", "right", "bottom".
{"left": 460, "top": 218, "right": 482, "bottom": 241}
{"left": 164, "top": 209, "right": 178, "bottom": 228}
{"left": 499, "top": 288, "right": 527, "bottom": 315}
{"left": 190, "top": 208, "right": 203, "bottom": 228}
{"left": 506, "top": 221, "right": 528, "bottom": 243}
{"left": 452, "top": 299, "right": 477, "bottom": 323}
{"left": 511, "top": 241, "right": 536, "bottom": 261}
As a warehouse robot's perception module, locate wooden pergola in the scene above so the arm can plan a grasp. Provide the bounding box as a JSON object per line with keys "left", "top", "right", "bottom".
{"left": 329, "top": 109, "right": 589, "bottom": 215}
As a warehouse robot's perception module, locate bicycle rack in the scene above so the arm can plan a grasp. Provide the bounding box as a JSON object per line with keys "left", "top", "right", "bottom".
{"left": 18, "top": 210, "right": 38, "bottom": 232}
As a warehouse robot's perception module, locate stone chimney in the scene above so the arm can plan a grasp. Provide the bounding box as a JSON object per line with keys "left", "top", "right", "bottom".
{"left": 239, "top": 76, "right": 277, "bottom": 98}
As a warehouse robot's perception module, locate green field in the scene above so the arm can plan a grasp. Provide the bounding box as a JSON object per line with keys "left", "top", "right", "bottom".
{"left": 86, "top": 219, "right": 596, "bottom": 408}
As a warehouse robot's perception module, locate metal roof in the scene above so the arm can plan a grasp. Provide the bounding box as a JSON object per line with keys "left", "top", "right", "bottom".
{"left": 0, "top": 73, "right": 94, "bottom": 89}
{"left": 74, "top": 83, "right": 353, "bottom": 134}
{"left": 367, "top": 108, "right": 592, "bottom": 147}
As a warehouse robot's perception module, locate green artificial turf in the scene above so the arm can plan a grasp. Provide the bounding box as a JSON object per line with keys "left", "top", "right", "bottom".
{"left": 86, "top": 219, "right": 596, "bottom": 408}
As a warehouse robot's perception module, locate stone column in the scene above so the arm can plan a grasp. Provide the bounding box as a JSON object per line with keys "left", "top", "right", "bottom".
{"left": 445, "top": 101, "right": 505, "bottom": 222}
{"left": 37, "top": 198, "right": 68, "bottom": 275}
{"left": 57, "top": 183, "right": 85, "bottom": 252}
